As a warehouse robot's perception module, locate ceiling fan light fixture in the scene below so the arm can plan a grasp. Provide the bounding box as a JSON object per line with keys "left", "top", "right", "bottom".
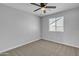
{"left": 41, "top": 7, "right": 46, "bottom": 13}
{"left": 41, "top": 7, "right": 46, "bottom": 11}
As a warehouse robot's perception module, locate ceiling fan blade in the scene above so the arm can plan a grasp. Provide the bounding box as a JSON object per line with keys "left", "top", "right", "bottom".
{"left": 46, "top": 6, "right": 56, "bottom": 8}
{"left": 30, "top": 3, "right": 40, "bottom": 7}
{"left": 33, "top": 8, "right": 41, "bottom": 12}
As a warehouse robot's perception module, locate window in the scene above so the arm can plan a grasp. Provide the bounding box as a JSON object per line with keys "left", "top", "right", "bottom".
{"left": 49, "top": 16, "right": 64, "bottom": 32}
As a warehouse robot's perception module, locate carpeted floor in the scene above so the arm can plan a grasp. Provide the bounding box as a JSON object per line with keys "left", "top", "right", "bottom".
{"left": 2, "top": 39, "right": 79, "bottom": 56}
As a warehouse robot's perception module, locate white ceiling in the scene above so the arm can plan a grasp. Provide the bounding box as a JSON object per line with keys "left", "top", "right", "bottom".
{"left": 4, "top": 3, "right": 79, "bottom": 16}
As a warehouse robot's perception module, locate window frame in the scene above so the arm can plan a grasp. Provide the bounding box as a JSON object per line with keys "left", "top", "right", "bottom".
{"left": 49, "top": 16, "right": 64, "bottom": 32}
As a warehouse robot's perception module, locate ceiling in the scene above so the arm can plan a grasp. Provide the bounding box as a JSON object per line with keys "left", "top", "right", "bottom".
{"left": 4, "top": 3, "right": 79, "bottom": 16}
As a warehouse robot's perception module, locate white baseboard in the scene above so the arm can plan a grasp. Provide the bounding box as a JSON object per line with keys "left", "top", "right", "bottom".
{"left": 43, "top": 38, "right": 79, "bottom": 48}
{"left": 0, "top": 38, "right": 40, "bottom": 53}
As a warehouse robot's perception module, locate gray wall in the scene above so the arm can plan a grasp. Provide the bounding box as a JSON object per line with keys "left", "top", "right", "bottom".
{"left": 41, "top": 7, "right": 79, "bottom": 48}
{"left": 0, "top": 4, "right": 40, "bottom": 53}
{"left": 0, "top": 3, "right": 79, "bottom": 53}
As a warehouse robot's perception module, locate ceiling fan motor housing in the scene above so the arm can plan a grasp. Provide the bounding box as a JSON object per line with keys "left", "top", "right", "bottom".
{"left": 40, "top": 3, "right": 46, "bottom": 7}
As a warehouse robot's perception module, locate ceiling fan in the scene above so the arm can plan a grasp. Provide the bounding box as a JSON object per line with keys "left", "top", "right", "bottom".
{"left": 30, "top": 3, "right": 56, "bottom": 13}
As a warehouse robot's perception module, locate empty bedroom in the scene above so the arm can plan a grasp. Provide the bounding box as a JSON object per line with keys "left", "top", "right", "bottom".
{"left": 0, "top": 3, "right": 79, "bottom": 56}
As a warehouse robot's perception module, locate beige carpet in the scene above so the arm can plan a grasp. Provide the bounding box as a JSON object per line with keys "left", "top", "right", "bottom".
{"left": 2, "top": 39, "right": 79, "bottom": 56}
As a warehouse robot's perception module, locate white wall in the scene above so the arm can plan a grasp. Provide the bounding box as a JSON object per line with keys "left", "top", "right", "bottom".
{"left": 41, "top": 7, "right": 79, "bottom": 48}
{"left": 0, "top": 4, "right": 40, "bottom": 53}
